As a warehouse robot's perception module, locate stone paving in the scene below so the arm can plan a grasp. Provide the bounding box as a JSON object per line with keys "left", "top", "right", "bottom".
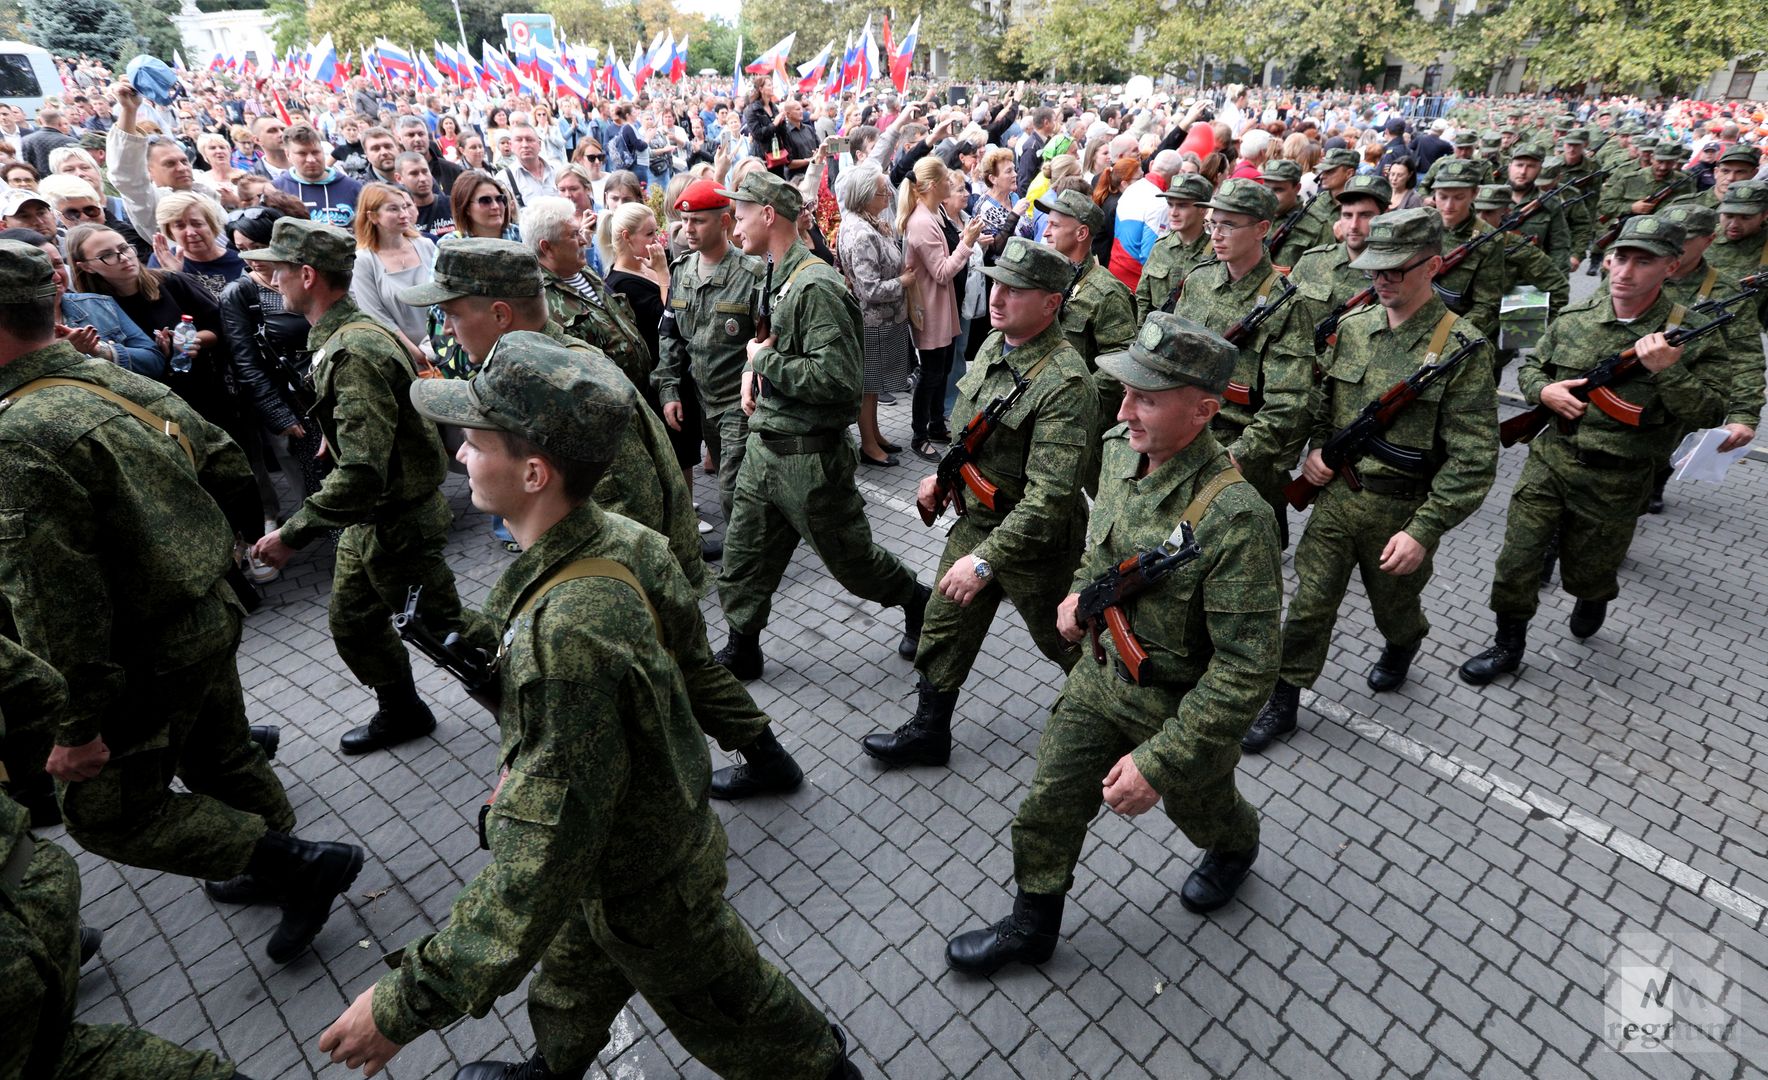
{"left": 64, "top": 282, "right": 1768, "bottom": 1079}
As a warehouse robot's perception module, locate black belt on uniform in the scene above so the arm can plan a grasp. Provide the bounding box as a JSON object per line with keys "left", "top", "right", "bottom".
{"left": 1572, "top": 447, "right": 1643, "bottom": 470}
{"left": 758, "top": 430, "right": 841, "bottom": 455}
{"left": 1356, "top": 474, "right": 1431, "bottom": 499}
{"left": 1112, "top": 658, "right": 1194, "bottom": 690}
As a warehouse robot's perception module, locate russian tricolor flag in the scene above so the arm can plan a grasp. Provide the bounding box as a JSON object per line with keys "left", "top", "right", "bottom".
{"left": 890, "top": 16, "right": 919, "bottom": 93}
{"left": 746, "top": 32, "right": 795, "bottom": 74}
{"left": 313, "top": 34, "right": 342, "bottom": 90}
{"left": 796, "top": 41, "right": 832, "bottom": 96}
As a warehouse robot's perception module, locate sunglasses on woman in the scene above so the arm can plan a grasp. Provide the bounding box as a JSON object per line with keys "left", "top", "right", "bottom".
{"left": 474, "top": 193, "right": 509, "bottom": 207}
{"left": 583, "top": 154, "right": 605, "bottom": 163}
{"left": 61, "top": 204, "right": 105, "bottom": 220}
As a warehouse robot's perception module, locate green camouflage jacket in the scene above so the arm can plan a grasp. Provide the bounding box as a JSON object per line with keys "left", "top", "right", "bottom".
{"left": 1135, "top": 230, "right": 1211, "bottom": 322}
{"left": 1435, "top": 216, "right": 1506, "bottom": 343}
{"left": 543, "top": 267, "right": 654, "bottom": 393}
{"left": 658, "top": 247, "right": 764, "bottom": 417}
{"left": 747, "top": 241, "right": 865, "bottom": 435}
{"left": 1271, "top": 191, "right": 1334, "bottom": 270}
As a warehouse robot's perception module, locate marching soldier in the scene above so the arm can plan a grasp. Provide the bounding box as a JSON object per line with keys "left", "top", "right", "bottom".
{"left": 1593, "top": 121, "right": 1636, "bottom": 173}
{"left": 0, "top": 238, "right": 362, "bottom": 964}
{"left": 1272, "top": 147, "right": 1361, "bottom": 270}
{"left": 1597, "top": 141, "right": 1695, "bottom": 228}
{"left": 319, "top": 335, "right": 861, "bottom": 1080}
{"left": 1695, "top": 144, "right": 1761, "bottom": 212}
{"left": 1461, "top": 216, "right": 1730, "bottom": 684}
{"left": 1288, "top": 174, "right": 1394, "bottom": 315}
{"left": 1476, "top": 184, "right": 1569, "bottom": 321}
{"left": 1244, "top": 210, "right": 1497, "bottom": 753}
{"left": 861, "top": 239, "right": 1097, "bottom": 768}
{"left": 1421, "top": 130, "right": 1483, "bottom": 194}
{"left": 1135, "top": 173, "right": 1213, "bottom": 320}
{"left": 1707, "top": 180, "right": 1768, "bottom": 324}
{"left": 1506, "top": 141, "right": 1571, "bottom": 262}
{"left": 712, "top": 172, "right": 930, "bottom": 681}
{"left": 248, "top": 219, "right": 466, "bottom": 757}
{"left": 943, "top": 314, "right": 1280, "bottom": 976}
{"left": 1427, "top": 159, "right": 1506, "bottom": 343}
{"left": 1174, "top": 177, "right": 1316, "bottom": 548}
{"left": 1259, "top": 158, "right": 1306, "bottom": 264}
{"left": 1557, "top": 129, "right": 1603, "bottom": 266}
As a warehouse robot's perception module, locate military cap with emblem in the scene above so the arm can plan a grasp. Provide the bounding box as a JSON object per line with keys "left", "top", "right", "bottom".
{"left": 1537, "top": 156, "right": 1565, "bottom": 183}
{"left": 1718, "top": 180, "right": 1768, "bottom": 215}
{"left": 1616, "top": 120, "right": 1643, "bottom": 136}
{"left": 714, "top": 170, "right": 803, "bottom": 218}
{"left": 1652, "top": 142, "right": 1690, "bottom": 163}
{"left": 1451, "top": 130, "right": 1478, "bottom": 148}
{"left": 1430, "top": 158, "right": 1487, "bottom": 190}
{"left": 239, "top": 217, "right": 355, "bottom": 273}
{"left": 1658, "top": 204, "right": 1718, "bottom": 238}
{"left": 1334, "top": 173, "right": 1392, "bottom": 208}
{"left": 674, "top": 177, "right": 730, "bottom": 213}
{"left": 1259, "top": 158, "right": 1302, "bottom": 184}
{"left": 1508, "top": 139, "right": 1545, "bottom": 161}
{"left": 1718, "top": 143, "right": 1761, "bottom": 169}
{"left": 1473, "top": 184, "right": 1514, "bottom": 211}
{"left": 1478, "top": 131, "right": 1502, "bottom": 149}
{"left": 1159, "top": 173, "right": 1215, "bottom": 203}
{"left": 1552, "top": 114, "right": 1577, "bottom": 132}
{"left": 1096, "top": 312, "right": 1237, "bottom": 394}
{"left": 1611, "top": 214, "right": 1685, "bottom": 259}
{"left": 410, "top": 330, "right": 635, "bottom": 463}
{"left": 78, "top": 129, "right": 106, "bottom": 151}
{"left": 1348, "top": 208, "right": 1444, "bottom": 271}
{"left": 1561, "top": 127, "right": 1591, "bottom": 146}
{"left": 1202, "top": 176, "right": 1278, "bottom": 222}
{"left": 1319, "top": 147, "right": 1361, "bottom": 173}
{"left": 1633, "top": 135, "right": 1661, "bottom": 153}
{"left": 0, "top": 238, "right": 62, "bottom": 302}
{"left": 399, "top": 237, "right": 541, "bottom": 306}
{"left": 982, "top": 236, "right": 1077, "bottom": 292}
{"left": 1035, "top": 187, "right": 1105, "bottom": 233}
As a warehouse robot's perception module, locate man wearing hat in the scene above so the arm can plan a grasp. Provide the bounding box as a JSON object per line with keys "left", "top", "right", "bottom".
{"left": 1037, "top": 184, "right": 1137, "bottom": 488}
{"left": 1599, "top": 141, "right": 1695, "bottom": 226}
{"left": 1557, "top": 129, "right": 1604, "bottom": 263}
{"left": 402, "top": 235, "right": 806, "bottom": 800}
{"left": 1428, "top": 159, "right": 1506, "bottom": 343}
{"left": 1708, "top": 179, "right": 1768, "bottom": 327}
{"left": 1695, "top": 143, "right": 1761, "bottom": 212}
{"left": 247, "top": 218, "right": 465, "bottom": 756}
{"left": 710, "top": 170, "right": 930, "bottom": 681}
{"left": 1288, "top": 173, "right": 1395, "bottom": 315}
{"left": 1245, "top": 208, "right": 1498, "bottom": 752}
{"left": 1134, "top": 172, "right": 1213, "bottom": 320}
{"left": 1174, "top": 176, "right": 1316, "bottom": 548}
{"left": 1258, "top": 158, "right": 1305, "bottom": 254}
{"left": 861, "top": 236, "right": 1097, "bottom": 769}
{"left": 0, "top": 187, "right": 56, "bottom": 240}
{"left": 658, "top": 177, "right": 766, "bottom": 524}
{"left": 1421, "top": 130, "right": 1489, "bottom": 195}
{"left": 944, "top": 312, "right": 1280, "bottom": 975}
{"left": 319, "top": 332, "right": 860, "bottom": 1080}
{"left": 1272, "top": 147, "right": 1359, "bottom": 270}
{"left": 1461, "top": 215, "right": 1730, "bottom": 684}
{"left": 0, "top": 238, "right": 364, "bottom": 964}
{"left": 1475, "top": 183, "right": 1569, "bottom": 330}
{"left": 1506, "top": 141, "right": 1571, "bottom": 262}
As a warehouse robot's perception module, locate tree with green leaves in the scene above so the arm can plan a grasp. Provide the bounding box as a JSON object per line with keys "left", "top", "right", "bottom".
{"left": 307, "top": 0, "right": 443, "bottom": 55}
{"left": 22, "top": 0, "right": 138, "bottom": 62}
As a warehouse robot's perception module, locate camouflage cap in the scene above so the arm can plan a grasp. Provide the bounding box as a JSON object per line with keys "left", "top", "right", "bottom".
{"left": 1611, "top": 214, "right": 1685, "bottom": 259}
{"left": 1334, "top": 173, "right": 1392, "bottom": 208}
{"left": 1657, "top": 204, "right": 1718, "bottom": 238}
{"left": 1538, "top": 156, "right": 1565, "bottom": 182}
{"left": 1259, "top": 158, "right": 1302, "bottom": 184}
{"left": 1201, "top": 177, "right": 1277, "bottom": 222}
{"left": 1552, "top": 114, "right": 1577, "bottom": 131}
{"left": 1319, "top": 147, "right": 1361, "bottom": 172}
{"left": 1473, "top": 183, "right": 1514, "bottom": 210}
{"left": 1508, "top": 140, "right": 1545, "bottom": 161}
{"left": 1632, "top": 135, "right": 1661, "bottom": 152}
{"left": 409, "top": 330, "right": 634, "bottom": 464}
{"left": 1561, "top": 127, "right": 1591, "bottom": 146}
{"left": 0, "top": 239, "right": 60, "bottom": 303}
{"left": 239, "top": 217, "right": 355, "bottom": 273}
{"left": 1718, "top": 180, "right": 1768, "bottom": 215}
{"left": 1652, "top": 142, "right": 1690, "bottom": 163}
{"left": 1035, "top": 187, "right": 1104, "bottom": 233}
{"left": 1348, "top": 207, "right": 1444, "bottom": 271}
{"left": 400, "top": 237, "right": 542, "bottom": 306}
{"left": 1096, "top": 312, "right": 1237, "bottom": 394}
{"left": 981, "top": 235, "right": 1075, "bottom": 292}
{"left": 1478, "top": 131, "right": 1502, "bottom": 148}
{"left": 1718, "top": 143, "right": 1761, "bottom": 169}
{"left": 1159, "top": 173, "right": 1215, "bottom": 203}
{"left": 78, "top": 129, "right": 107, "bottom": 151}
{"left": 1451, "top": 130, "right": 1478, "bottom": 148}
{"left": 1430, "top": 158, "right": 1486, "bottom": 189}
{"left": 715, "top": 170, "right": 803, "bottom": 218}
{"left": 1616, "top": 120, "right": 1643, "bottom": 135}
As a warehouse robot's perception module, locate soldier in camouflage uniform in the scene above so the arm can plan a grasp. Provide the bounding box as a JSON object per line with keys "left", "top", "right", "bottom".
{"left": 1476, "top": 184, "right": 1569, "bottom": 320}
{"left": 658, "top": 178, "right": 766, "bottom": 523}
{"left": 1271, "top": 147, "right": 1360, "bottom": 271}
{"left": 1421, "top": 131, "right": 1489, "bottom": 195}
{"left": 1288, "top": 174, "right": 1393, "bottom": 318}
{"left": 861, "top": 239, "right": 1097, "bottom": 768}
{"left": 944, "top": 313, "right": 1280, "bottom": 976}
{"left": 248, "top": 220, "right": 465, "bottom": 757}
{"left": 1243, "top": 210, "right": 1497, "bottom": 753}
{"left": 1461, "top": 216, "right": 1731, "bottom": 684}
{"left": 0, "top": 624, "right": 70, "bottom": 827}
{"left": 0, "top": 239, "right": 363, "bottom": 964}
{"left": 535, "top": 219, "right": 655, "bottom": 394}
{"left": 711, "top": 172, "right": 929, "bottom": 682}
{"left": 1135, "top": 173, "right": 1213, "bottom": 320}
{"left": 1708, "top": 180, "right": 1768, "bottom": 325}
{"left": 1174, "top": 177, "right": 1316, "bottom": 548}
{"left": 1427, "top": 159, "right": 1507, "bottom": 344}
{"left": 400, "top": 241, "right": 806, "bottom": 799}
{"left": 1557, "top": 129, "right": 1604, "bottom": 267}
{"left": 1597, "top": 142, "right": 1696, "bottom": 239}
{"left": 1505, "top": 142, "right": 1571, "bottom": 264}
{"left": 319, "top": 335, "right": 859, "bottom": 1080}
{"left": 1037, "top": 187, "right": 1138, "bottom": 491}
{"left": 1259, "top": 158, "right": 1308, "bottom": 267}
{"left": 1695, "top": 144, "right": 1761, "bottom": 212}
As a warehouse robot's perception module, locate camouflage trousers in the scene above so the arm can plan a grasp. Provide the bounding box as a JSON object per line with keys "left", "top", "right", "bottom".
{"left": 915, "top": 514, "right": 1082, "bottom": 692}
{"left": 1489, "top": 436, "right": 1653, "bottom": 620}
{"left": 700, "top": 406, "right": 751, "bottom": 524}
{"left": 0, "top": 833, "right": 235, "bottom": 1080}
{"left": 718, "top": 434, "right": 920, "bottom": 636}
{"left": 528, "top": 824, "right": 840, "bottom": 1078}
{"left": 331, "top": 492, "right": 465, "bottom": 690}
{"left": 1278, "top": 482, "right": 1435, "bottom": 688}
{"left": 1213, "top": 416, "right": 1296, "bottom": 549}
{"left": 1012, "top": 659, "right": 1260, "bottom": 896}
{"left": 58, "top": 593, "right": 294, "bottom": 880}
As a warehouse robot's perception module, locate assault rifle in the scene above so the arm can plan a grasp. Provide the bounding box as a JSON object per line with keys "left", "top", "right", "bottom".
{"left": 1432, "top": 194, "right": 1554, "bottom": 308}
{"left": 922, "top": 370, "right": 1034, "bottom": 525}
{"left": 1587, "top": 174, "right": 1686, "bottom": 271}
{"left": 1073, "top": 521, "right": 1202, "bottom": 685}
{"left": 1221, "top": 275, "right": 1299, "bottom": 407}
{"left": 1266, "top": 193, "right": 1319, "bottom": 261}
{"left": 750, "top": 254, "right": 775, "bottom": 401}
{"left": 393, "top": 587, "right": 499, "bottom": 713}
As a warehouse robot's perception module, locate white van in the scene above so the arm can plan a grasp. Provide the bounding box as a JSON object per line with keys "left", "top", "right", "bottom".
{"left": 0, "top": 42, "right": 63, "bottom": 117}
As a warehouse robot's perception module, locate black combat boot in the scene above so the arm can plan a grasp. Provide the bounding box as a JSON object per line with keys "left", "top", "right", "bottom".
{"left": 454, "top": 1055, "right": 586, "bottom": 1080}
{"left": 1648, "top": 466, "right": 1670, "bottom": 514}
{"left": 946, "top": 889, "right": 1064, "bottom": 975}
{"left": 249, "top": 724, "right": 280, "bottom": 761}
{"left": 245, "top": 831, "right": 365, "bottom": 963}
{"left": 714, "top": 628, "right": 764, "bottom": 681}
{"left": 710, "top": 728, "right": 805, "bottom": 799}
{"left": 1459, "top": 617, "right": 1528, "bottom": 685}
{"left": 1181, "top": 843, "right": 1260, "bottom": 913}
{"left": 79, "top": 926, "right": 102, "bottom": 966}
{"left": 829, "top": 1022, "right": 862, "bottom": 1079}
{"left": 338, "top": 669, "right": 437, "bottom": 755}
{"left": 1366, "top": 641, "right": 1422, "bottom": 692}
{"left": 1240, "top": 681, "right": 1299, "bottom": 753}
{"left": 897, "top": 582, "right": 932, "bottom": 658}
{"left": 861, "top": 679, "right": 957, "bottom": 767}
{"left": 1569, "top": 599, "right": 1608, "bottom": 639}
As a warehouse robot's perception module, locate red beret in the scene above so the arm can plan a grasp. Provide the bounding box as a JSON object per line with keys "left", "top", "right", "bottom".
{"left": 675, "top": 178, "right": 730, "bottom": 213}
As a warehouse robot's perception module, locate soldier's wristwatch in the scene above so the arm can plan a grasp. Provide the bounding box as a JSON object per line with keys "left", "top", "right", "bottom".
{"left": 973, "top": 558, "right": 993, "bottom": 581}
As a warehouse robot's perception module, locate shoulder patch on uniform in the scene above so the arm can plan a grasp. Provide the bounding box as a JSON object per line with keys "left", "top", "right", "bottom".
{"left": 1102, "top": 420, "right": 1130, "bottom": 441}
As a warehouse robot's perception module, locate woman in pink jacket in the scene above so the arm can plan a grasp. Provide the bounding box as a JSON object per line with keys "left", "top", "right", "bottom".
{"left": 897, "top": 156, "right": 984, "bottom": 460}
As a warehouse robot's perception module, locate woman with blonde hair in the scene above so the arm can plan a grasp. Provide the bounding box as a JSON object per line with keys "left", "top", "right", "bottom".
{"left": 836, "top": 159, "right": 915, "bottom": 465}
{"left": 603, "top": 200, "right": 700, "bottom": 472}
{"left": 151, "top": 190, "right": 243, "bottom": 293}
{"left": 351, "top": 181, "right": 437, "bottom": 360}
{"left": 897, "top": 155, "right": 984, "bottom": 459}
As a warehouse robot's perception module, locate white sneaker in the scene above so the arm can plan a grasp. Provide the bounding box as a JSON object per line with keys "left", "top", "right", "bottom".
{"left": 698, "top": 518, "right": 714, "bottom": 534}
{"left": 247, "top": 553, "right": 280, "bottom": 584}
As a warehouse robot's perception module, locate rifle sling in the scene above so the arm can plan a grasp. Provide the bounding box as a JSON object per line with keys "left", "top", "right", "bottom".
{"left": 1422, "top": 312, "right": 1458, "bottom": 364}
{"left": 511, "top": 557, "right": 662, "bottom": 642}
{"left": 331, "top": 318, "right": 428, "bottom": 380}
{"left": 1178, "top": 465, "right": 1246, "bottom": 532}
{"left": 1, "top": 377, "right": 195, "bottom": 467}
{"left": 954, "top": 349, "right": 1059, "bottom": 499}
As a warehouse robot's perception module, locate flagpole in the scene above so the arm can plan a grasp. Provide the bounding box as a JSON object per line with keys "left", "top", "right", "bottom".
{"left": 450, "top": 0, "right": 467, "bottom": 55}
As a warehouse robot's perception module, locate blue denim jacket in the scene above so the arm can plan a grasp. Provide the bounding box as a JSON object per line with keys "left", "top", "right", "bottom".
{"left": 60, "top": 292, "right": 166, "bottom": 379}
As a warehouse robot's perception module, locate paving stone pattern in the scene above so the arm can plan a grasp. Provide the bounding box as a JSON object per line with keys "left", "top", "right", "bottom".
{"left": 65, "top": 289, "right": 1768, "bottom": 1078}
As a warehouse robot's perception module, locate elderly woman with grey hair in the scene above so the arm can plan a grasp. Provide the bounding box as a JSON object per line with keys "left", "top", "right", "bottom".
{"left": 836, "top": 159, "right": 917, "bottom": 466}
